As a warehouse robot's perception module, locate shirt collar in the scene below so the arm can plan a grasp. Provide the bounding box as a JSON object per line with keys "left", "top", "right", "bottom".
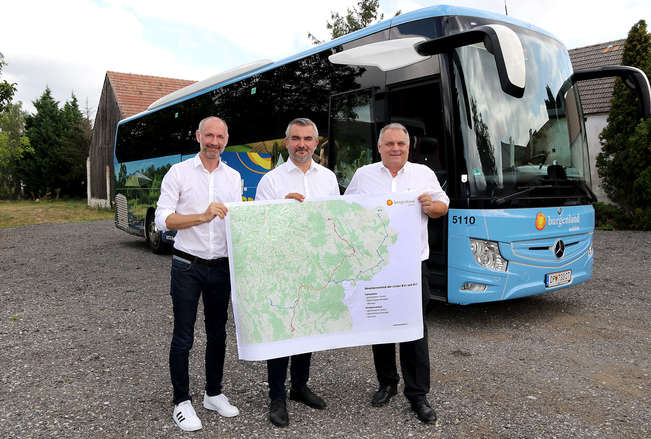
{"left": 380, "top": 160, "right": 410, "bottom": 176}
{"left": 286, "top": 158, "right": 316, "bottom": 174}
{"left": 192, "top": 153, "right": 224, "bottom": 172}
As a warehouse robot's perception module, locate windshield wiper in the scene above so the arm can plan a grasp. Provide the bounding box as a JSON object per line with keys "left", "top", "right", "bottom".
{"left": 494, "top": 185, "right": 553, "bottom": 205}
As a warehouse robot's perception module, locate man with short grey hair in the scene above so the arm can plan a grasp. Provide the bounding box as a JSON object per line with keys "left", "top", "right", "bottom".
{"left": 345, "top": 122, "right": 449, "bottom": 424}
{"left": 255, "top": 117, "right": 340, "bottom": 428}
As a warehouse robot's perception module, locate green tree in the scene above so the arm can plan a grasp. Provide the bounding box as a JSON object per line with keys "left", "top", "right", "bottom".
{"left": 60, "top": 94, "right": 90, "bottom": 197}
{"left": 0, "top": 101, "right": 32, "bottom": 198}
{"left": 0, "top": 53, "right": 17, "bottom": 113}
{"left": 597, "top": 19, "right": 651, "bottom": 222}
{"left": 628, "top": 118, "right": 651, "bottom": 227}
{"left": 308, "top": 0, "right": 387, "bottom": 44}
{"left": 19, "top": 89, "right": 92, "bottom": 199}
{"left": 20, "top": 87, "right": 66, "bottom": 198}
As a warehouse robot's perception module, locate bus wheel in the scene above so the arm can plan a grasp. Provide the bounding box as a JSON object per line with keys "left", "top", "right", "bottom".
{"left": 145, "top": 210, "right": 167, "bottom": 254}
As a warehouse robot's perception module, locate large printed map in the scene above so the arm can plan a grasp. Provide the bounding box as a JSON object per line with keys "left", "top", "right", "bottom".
{"left": 226, "top": 192, "right": 423, "bottom": 361}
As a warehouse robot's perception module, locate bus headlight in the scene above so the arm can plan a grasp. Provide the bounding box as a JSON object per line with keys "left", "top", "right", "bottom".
{"left": 470, "top": 238, "right": 508, "bottom": 271}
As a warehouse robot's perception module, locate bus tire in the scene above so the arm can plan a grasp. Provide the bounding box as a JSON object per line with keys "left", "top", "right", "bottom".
{"left": 145, "top": 210, "right": 167, "bottom": 254}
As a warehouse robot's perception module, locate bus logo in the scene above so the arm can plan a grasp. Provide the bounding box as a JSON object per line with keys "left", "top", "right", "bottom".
{"left": 535, "top": 212, "right": 546, "bottom": 230}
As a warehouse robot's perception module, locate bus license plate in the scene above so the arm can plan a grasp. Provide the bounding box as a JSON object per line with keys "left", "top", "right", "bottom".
{"left": 545, "top": 270, "right": 572, "bottom": 288}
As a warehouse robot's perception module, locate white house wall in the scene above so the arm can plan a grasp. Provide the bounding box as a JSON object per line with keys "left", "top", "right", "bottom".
{"left": 585, "top": 113, "right": 611, "bottom": 203}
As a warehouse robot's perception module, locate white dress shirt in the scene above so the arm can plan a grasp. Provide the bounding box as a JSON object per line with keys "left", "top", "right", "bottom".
{"left": 155, "top": 154, "right": 242, "bottom": 259}
{"left": 255, "top": 159, "right": 340, "bottom": 201}
{"left": 344, "top": 161, "right": 449, "bottom": 261}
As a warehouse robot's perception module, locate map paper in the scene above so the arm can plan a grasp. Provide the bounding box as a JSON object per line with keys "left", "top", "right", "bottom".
{"left": 225, "top": 192, "right": 423, "bottom": 361}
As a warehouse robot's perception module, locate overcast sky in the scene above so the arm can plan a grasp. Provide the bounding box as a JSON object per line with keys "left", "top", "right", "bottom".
{"left": 2, "top": 0, "right": 648, "bottom": 116}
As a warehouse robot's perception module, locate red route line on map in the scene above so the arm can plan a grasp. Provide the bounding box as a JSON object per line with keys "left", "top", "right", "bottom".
{"left": 289, "top": 218, "right": 356, "bottom": 332}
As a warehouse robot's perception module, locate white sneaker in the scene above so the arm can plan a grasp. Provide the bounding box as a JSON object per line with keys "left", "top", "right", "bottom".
{"left": 173, "top": 400, "right": 202, "bottom": 431}
{"left": 203, "top": 392, "right": 240, "bottom": 417}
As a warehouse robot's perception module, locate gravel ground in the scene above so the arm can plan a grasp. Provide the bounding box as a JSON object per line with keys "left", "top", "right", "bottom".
{"left": 0, "top": 220, "right": 649, "bottom": 438}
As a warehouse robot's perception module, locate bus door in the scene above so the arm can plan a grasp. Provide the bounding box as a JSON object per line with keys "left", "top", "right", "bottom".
{"left": 387, "top": 79, "right": 449, "bottom": 301}
{"left": 327, "top": 88, "right": 377, "bottom": 193}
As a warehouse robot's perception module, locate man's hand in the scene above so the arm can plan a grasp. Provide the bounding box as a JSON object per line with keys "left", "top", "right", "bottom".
{"left": 203, "top": 202, "right": 229, "bottom": 221}
{"left": 165, "top": 203, "right": 229, "bottom": 230}
{"left": 418, "top": 193, "right": 448, "bottom": 218}
{"left": 285, "top": 193, "right": 305, "bottom": 202}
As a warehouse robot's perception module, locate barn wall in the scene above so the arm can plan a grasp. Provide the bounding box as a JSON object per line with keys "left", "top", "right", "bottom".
{"left": 88, "top": 76, "right": 121, "bottom": 205}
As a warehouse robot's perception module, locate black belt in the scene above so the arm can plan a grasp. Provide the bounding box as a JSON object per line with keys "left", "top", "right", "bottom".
{"left": 173, "top": 249, "right": 228, "bottom": 266}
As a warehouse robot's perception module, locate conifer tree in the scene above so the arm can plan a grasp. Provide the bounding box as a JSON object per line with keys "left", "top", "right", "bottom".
{"left": 20, "top": 90, "right": 92, "bottom": 198}
{"left": 60, "top": 94, "right": 89, "bottom": 197}
{"left": 597, "top": 19, "right": 651, "bottom": 219}
{"left": 21, "top": 87, "right": 65, "bottom": 198}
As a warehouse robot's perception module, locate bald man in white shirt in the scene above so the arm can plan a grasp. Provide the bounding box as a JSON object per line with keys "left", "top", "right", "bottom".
{"left": 155, "top": 116, "right": 241, "bottom": 431}
{"left": 345, "top": 122, "right": 449, "bottom": 424}
{"left": 255, "top": 118, "right": 339, "bottom": 428}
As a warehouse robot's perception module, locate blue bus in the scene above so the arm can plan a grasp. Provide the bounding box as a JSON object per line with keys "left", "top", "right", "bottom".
{"left": 113, "top": 4, "right": 650, "bottom": 304}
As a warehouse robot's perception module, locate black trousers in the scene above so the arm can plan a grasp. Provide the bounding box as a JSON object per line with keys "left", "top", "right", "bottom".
{"left": 169, "top": 255, "right": 231, "bottom": 405}
{"left": 267, "top": 352, "right": 312, "bottom": 400}
{"left": 372, "top": 261, "right": 430, "bottom": 402}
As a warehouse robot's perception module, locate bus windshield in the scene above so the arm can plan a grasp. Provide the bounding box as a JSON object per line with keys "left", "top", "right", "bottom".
{"left": 453, "top": 28, "right": 591, "bottom": 207}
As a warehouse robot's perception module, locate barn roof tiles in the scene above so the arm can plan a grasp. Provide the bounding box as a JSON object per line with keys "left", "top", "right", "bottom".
{"left": 106, "top": 71, "right": 195, "bottom": 118}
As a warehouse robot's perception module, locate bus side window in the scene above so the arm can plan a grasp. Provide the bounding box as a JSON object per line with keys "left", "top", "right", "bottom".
{"left": 328, "top": 89, "right": 375, "bottom": 193}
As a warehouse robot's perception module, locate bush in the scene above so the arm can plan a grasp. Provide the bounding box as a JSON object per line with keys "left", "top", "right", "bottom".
{"left": 594, "top": 202, "right": 651, "bottom": 230}
{"left": 631, "top": 207, "right": 651, "bottom": 230}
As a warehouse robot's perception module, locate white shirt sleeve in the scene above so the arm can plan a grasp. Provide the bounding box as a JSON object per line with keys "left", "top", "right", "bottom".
{"left": 422, "top": 167, "right": 450, "bottom": 206}
{"left": 328, "top": 173, "right": 341, "bottom": 196}
{"left": 154, "top": 167, "right": 178, "bottom": 231}
{"left": 344, "top": 170, "right": 362, "bottom": 196}
{"left": 255, "top": 173, "right": 275, "bottom": 201}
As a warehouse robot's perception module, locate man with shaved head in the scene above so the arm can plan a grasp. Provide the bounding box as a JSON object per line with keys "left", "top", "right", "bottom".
{"left": 155, "top": 116, "right": 242, "bottom": 431}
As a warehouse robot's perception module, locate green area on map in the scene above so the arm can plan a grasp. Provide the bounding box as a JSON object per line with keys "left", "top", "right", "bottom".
{"left": 229, "top": 199, "right": 397, "bottom": 344}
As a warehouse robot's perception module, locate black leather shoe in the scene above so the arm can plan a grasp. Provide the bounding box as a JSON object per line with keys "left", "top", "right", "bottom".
{"left": 289, "top": 385, "right": 326, "bottom": 409}
{"left": 371, "top": 384, "right": 397, "bottom": 407}
{"left": 269, "top": 399, "right": 289, "bottom": 427}
{"left": 411, "top": 400, "right": 437, "bottom": 424}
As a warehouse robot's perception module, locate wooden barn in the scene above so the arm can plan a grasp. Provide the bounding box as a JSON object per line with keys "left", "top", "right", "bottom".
{"left": 87, "top": 71, "right": 195, "bottom": 207}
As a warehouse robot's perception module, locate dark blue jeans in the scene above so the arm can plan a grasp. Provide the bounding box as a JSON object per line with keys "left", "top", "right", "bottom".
{"left": 169, "top": 255, "right": 231, "bottom": 405}
{"left": 372, "top": 261, "right": 431, "bottom": 403}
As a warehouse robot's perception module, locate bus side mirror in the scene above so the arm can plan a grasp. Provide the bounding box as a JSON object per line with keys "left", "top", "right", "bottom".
{"left": 328, "top": 37, "right": 429, "bottom": 71}
{"left": 571, "top": 66, "right": 651, "bottom": 118}
{"left": 328, "top": 24, "right": 525, "bottom": 98}
{"left": 416, "top": 24, "right": 526, "bottom": 98}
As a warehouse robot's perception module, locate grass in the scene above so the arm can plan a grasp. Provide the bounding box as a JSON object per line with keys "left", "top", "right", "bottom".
{"left": 0, "top": 199, "right": 114, "bottom": 228}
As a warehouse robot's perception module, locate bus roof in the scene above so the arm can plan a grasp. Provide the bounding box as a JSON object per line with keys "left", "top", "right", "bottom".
{"left": 119, "top": 4, "right": 560, "bottom": 125}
